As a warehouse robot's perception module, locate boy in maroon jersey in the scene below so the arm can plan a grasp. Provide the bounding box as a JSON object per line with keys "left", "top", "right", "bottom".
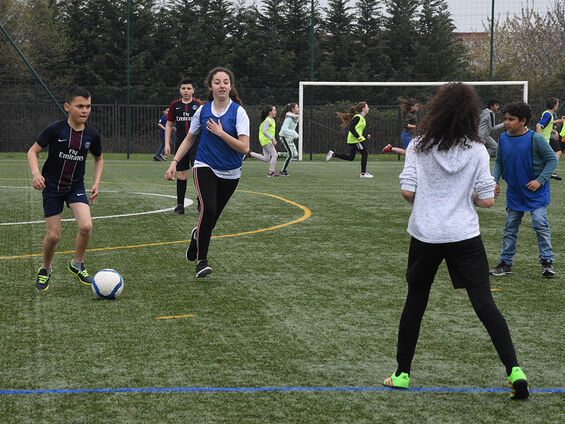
{"left": 164, "top": 77, "right": 202, "bottom": 214}
{"left": 27, "top": 86, "right": 104, "bottom": 291}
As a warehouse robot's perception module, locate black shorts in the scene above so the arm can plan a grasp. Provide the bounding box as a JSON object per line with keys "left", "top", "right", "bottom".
{"left": 406, "top": 235, "right": 490, "bottom": 289}
{"left": 175, "top": 141, "right": 197, "bottom": 172}
{"left": 42, "top": 183, "right": 89, "bottom": 218}
{"left": 549, "top": 137, "right": 565, "bottom": 153}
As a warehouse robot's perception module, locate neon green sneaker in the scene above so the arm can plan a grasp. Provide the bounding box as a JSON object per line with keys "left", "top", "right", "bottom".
{"left": 383, "top": 372, "right": 410, "bottom": 389}
{"left": 68, "top": 262, "right": 94, "bottom": 285}
{"left": 35, "top": 267, "right": 51, "bottom": 291}
{"left": 507, "top": 367, "right": 529, "bottom": 400}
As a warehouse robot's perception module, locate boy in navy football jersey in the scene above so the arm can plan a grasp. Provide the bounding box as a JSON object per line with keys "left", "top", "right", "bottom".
{"left": 27, "top": 86, "right": 104, "bottom": 291}
{"left": 164, "top": 77, "right": 202, "bottom": 214}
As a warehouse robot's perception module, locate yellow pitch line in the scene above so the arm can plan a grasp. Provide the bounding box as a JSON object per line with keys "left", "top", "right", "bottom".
{"left": 0, "top": 190, "right": 312, "bottom": 259}
{"left": 491, "top": 288, "right": 503, "bottom": 291}
{"left": 155, "top": 314, "right": 196, "bottom": 320}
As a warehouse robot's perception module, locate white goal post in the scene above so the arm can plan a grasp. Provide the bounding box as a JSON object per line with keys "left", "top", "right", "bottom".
{"left": 297, "top": 80, "right": 529, "bottom": 161}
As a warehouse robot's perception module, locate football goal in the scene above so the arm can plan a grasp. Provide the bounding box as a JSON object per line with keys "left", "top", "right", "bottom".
{"left": 297, "top": 80, "right": 529, "bottom": 160}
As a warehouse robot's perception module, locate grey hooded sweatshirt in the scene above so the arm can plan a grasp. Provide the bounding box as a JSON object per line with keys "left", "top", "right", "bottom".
{"left": 399, "top": 138, "right": 496, "bottom": 244}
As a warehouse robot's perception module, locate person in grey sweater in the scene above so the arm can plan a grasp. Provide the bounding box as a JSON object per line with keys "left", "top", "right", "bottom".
{"left": 479, "top": 98, "right": 504, "bottom": 156}
{"left": 383, "top": 83, "right": 529, "bottom": 400}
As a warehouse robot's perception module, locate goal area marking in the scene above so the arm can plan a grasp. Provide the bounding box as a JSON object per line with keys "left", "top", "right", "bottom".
{"left": 297, "top": 80, "right": 529, "bottom": 161}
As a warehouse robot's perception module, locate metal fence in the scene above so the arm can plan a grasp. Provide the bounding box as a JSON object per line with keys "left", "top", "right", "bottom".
{"left": 0, "top": 83, "right": 548, "bottom": 159}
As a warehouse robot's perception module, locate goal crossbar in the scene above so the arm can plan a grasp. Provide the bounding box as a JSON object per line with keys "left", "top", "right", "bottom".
{"left": 297, "top": 80, "right": 529, "bottom": 160}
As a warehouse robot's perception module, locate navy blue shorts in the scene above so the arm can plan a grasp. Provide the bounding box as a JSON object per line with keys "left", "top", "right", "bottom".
{"left": 42, "top": 183, "right": 89, "bottom": 218}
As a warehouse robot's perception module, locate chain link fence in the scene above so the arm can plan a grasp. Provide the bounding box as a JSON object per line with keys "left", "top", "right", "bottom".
{"left": 0, "top": 81, "right": 549, "bottom": 159}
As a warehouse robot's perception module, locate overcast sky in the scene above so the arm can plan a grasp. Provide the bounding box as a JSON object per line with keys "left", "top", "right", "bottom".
{"left": 444, "top": 0, "right": 556, "bottom": 32}
{"left": 266, "top": 0, "right": 556, "bottom": 33}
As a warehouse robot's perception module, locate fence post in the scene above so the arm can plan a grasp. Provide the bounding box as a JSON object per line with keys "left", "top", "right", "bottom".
{"left": 35, "top": 81, "right": 39, "bottom": 138}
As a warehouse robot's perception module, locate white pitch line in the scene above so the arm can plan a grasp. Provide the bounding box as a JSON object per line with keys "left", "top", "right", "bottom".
{"left": 0, "top": 187, "right": 192, "bottom": 226}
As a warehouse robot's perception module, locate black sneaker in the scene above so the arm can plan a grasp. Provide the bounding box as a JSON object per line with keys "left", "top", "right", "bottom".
{"left": 153, "top": 156, "right": 161, "bottom": 161}
{"left": 186, "top": 227, "right": 197, "bottom": 262}
{"left": 489, "top": 261, "right": 512, "bottom": 276}
{"left": 541, "top": 260, "right": 556, "bottom": 278}
{"left": 550, "top": 173, "right": 562, "bottom": 180}
{"left": 172, "top": 205, "right": 185, "bottom": 215}
{"left": 68, "top": 261, "right": 94, "bottom": 285}
{"left": 195, "top": 260, "right": 212, "bottom": 278}
{"left": 35, "top": 267, "right": 51, "bottom": 291}
{"left": 280, "top": 170, "right": 289, "bottom": 176}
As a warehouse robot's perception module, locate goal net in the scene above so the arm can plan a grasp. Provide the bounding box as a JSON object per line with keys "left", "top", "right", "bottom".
{"left": 297, "top": 81, "right": 528, "bottom": 161}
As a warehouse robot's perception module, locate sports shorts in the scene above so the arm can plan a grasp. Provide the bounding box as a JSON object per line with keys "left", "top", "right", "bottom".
{"left": 549, "top": 136, "right": 565, "bottom": 153}
{"left": 401, "top": 131, "right": 414, "bottom": 149}
{"left": 406, "top": 235, "right": 490, "bottom": 289}
{"left": 42, "top": 182, "right": 89, "bottom": 218}
{"left": 174, "top": 140, "right": 198, "bottom": 172}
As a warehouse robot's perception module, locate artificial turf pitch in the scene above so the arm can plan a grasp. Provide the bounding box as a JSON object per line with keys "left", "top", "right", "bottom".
{"left": 1, "top": 155, "right": 563, "bottom": 423}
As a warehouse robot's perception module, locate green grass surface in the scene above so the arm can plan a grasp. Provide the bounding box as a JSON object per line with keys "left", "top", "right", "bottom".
{"left": 0, "top": 155, "right": 563, "bottom": 423}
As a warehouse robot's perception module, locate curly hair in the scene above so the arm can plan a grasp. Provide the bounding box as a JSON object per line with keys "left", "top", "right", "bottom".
{"left": 501, "top": 102, "right": 531, "bottom": 126}
{"left": 415, "top": 83, "right": 480, "bottom": 152}
{"left": 336, "top": 102, "right": 367, "bottom": 130}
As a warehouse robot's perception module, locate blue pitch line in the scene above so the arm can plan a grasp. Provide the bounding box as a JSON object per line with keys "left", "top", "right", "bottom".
{"left": 1, "top": 386, "right": 564, "bottom": 396}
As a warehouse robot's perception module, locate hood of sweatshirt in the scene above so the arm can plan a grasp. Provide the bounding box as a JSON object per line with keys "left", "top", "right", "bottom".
{"left": 286, "top": 112, "right": 299, "bottom": 123}
{"left": 425, "top": 139, "right": 477, "bottom": 175}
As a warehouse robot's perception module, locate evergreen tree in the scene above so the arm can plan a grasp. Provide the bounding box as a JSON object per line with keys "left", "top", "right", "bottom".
{"left": 320, "top": 0, "right": 356, "bottom": 80}
{"left": 382, "top": 0, "right": 419, "bottom": 80}
{"left": 59, "top": 0, "right": 126, "bottom": 87}
{"left": 354, "top": 0, "right": 391, "bottom": 80}
{"left": 256, "top": 0, "right": 290, "bottom": 87}
{"left": 229, "top": 2, "right": 266, "bottom": 92}
{"left": 279, "top": 0, "right": 314, "bottom": 86}
{"left": 414, "top": 0, "right": 464, "bottom": 81}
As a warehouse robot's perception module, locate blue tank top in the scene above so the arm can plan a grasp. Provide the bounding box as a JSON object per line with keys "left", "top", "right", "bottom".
{"left": 499, "top": 130, "right": 550, "bottom": 211}
{"left": 195, "top": 102, "right": 243, "bottom": 171}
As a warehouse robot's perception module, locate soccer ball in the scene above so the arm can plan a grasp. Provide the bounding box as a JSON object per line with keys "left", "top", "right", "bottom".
{"left": 92, "top": 269, "right": 124, "bottom": 299}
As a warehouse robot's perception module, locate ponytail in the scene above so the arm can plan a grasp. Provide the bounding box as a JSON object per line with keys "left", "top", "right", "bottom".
{"left": 336, "top": 102, "right": 366, "bottom": 130}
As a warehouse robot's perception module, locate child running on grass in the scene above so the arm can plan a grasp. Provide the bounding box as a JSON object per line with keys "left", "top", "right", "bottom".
{"left": 325, "top": 101, "right": 373, "bottom": 178}
{"left": 165, "top": 67, "right": 250, "bottom": 278}
{"left": 28, "top": 86, "right": 104, "bottom": 291}
{"left": 382, "top": 97, "right": 419, "bottom": 155}
{"left": 383, "top": 83, "right": 529, "bottom": 400}
{"left": 278, "top": 102, "right": 300, "bottom": 176}
{"left": 244, "top": 105, "right": 279, "bottom": 177}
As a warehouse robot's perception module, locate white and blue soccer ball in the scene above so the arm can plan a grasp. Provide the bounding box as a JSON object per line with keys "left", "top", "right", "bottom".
{"left": 92, "top": 269, "right": 124, "bottom": 299}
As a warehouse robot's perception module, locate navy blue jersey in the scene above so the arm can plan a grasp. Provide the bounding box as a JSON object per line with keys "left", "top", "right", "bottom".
{"left": 36, "top": 119, "right": 102, "bottom": 191}
{"left": 167, "top": 98, "right": 201, "bottom": 152}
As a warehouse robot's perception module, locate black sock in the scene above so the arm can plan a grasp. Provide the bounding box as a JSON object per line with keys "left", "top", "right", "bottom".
{"left": 395, "top": 369, "right": 409, "bottom": 377}
{"left": 177, "top": 179, "right": 187, "bottom": 206}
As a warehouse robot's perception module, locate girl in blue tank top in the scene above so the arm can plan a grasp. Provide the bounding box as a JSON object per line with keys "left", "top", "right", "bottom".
{"left": 165, "top": 67, "right": 250, "bottom": 278}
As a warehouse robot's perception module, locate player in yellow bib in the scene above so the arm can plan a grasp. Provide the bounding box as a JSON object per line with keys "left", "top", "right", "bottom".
{"left": 245, "top": 105, "right": 280, "bottom": 177}
{"left": 325, "top": 102, "right": 373, "bottom": 178}
{"left": 536, "top": 97, "right": 564, "bottom": 180}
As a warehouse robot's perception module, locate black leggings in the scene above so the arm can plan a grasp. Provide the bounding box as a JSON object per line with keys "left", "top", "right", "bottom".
{"left": 396, "top": 237, "right": 519, "bottom": 375}
{"left": 193, "top": 167, "right": 239, "bottom": 261}
{"left": 334, "top": 142, "right": 368, "bottom": 173}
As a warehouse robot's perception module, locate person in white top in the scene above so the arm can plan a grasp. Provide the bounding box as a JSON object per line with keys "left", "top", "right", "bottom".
{"left": 165, "top": 67, "right": 250, "bottom": 278}
{"left": 383, "top": 83, "right": 529, "bottom": 400}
